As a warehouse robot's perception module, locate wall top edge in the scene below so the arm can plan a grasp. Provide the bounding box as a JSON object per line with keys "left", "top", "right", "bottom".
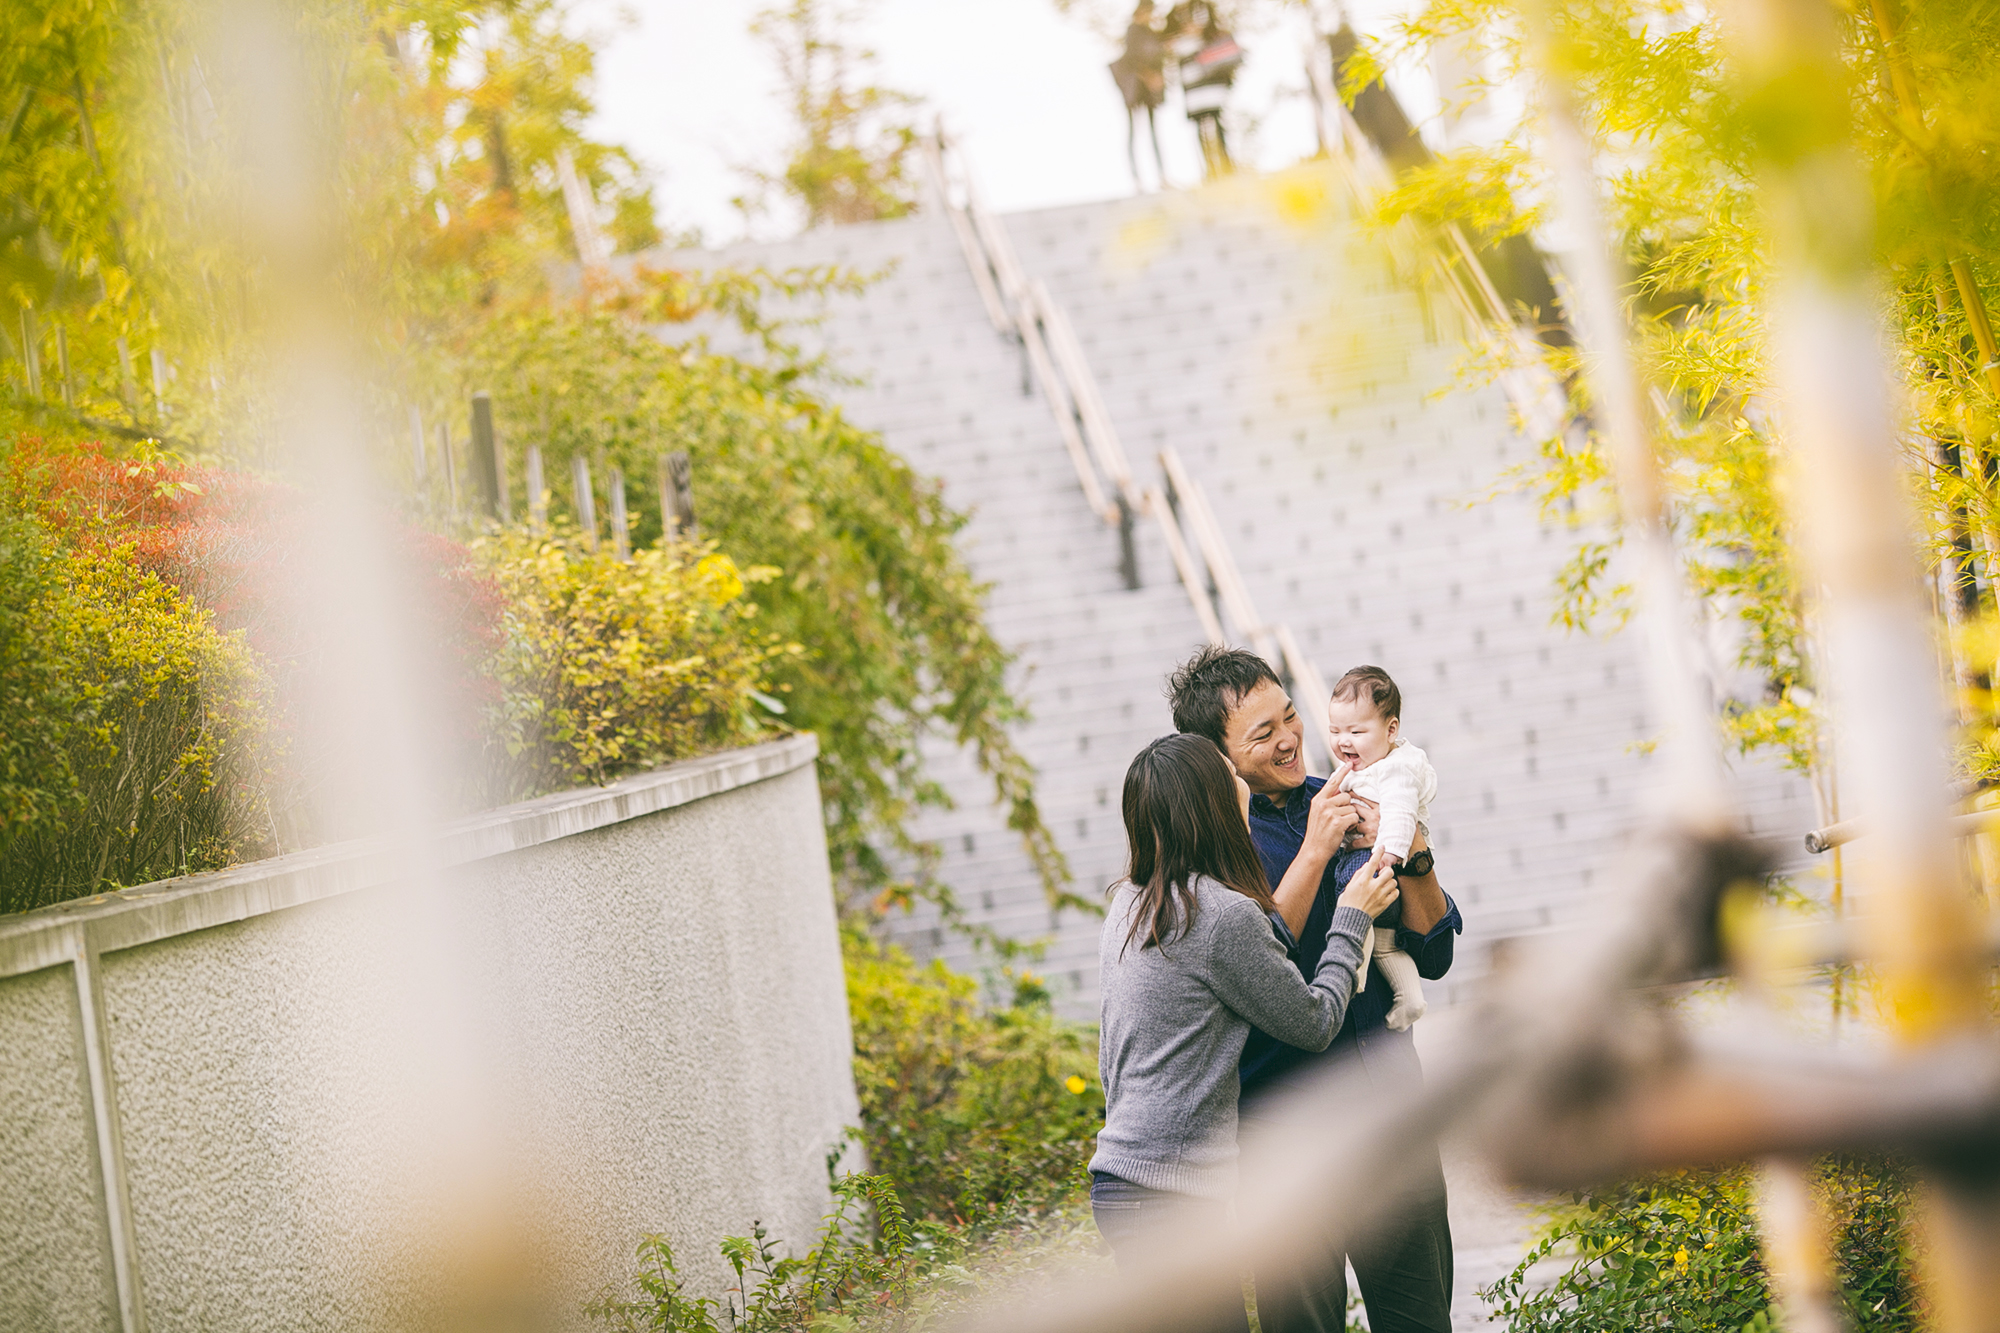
{"left": 0, "top": 733, "right": 820, "bottom": 980}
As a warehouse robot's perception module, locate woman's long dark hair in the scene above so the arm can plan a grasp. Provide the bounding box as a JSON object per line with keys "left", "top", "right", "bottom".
{"left": 1118, "top": 734, "right": 1276, "bottom": 953}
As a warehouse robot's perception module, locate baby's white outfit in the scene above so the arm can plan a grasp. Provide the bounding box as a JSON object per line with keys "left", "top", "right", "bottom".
{"left": 1338, "top": 738, "right": 1437, "bottom": 1032}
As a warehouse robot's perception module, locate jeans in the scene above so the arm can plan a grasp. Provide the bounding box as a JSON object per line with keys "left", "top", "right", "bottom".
{"left": 1090, "top": 1172, "right": 1252, "bottom": 1333}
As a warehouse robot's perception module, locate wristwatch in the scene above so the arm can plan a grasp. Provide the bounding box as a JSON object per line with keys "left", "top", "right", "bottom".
{"left": 1394, "top": 847, "right": 1435, "bottom": 879}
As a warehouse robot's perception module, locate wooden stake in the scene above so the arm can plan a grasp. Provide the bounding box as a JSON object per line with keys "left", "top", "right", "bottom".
{"left": 525, "top": 447, "right": 547, "bottom": 529}
{"left": 572, "top": 454, "right": 597, "bottom": 550}
{"left": 55, "top": 325, "right": 73, "bottom": 408}
{"left": 116, "top": 337, "right": 136, "bottom": 410}
{"left": 608, "top": 466, "right": 630, "bottom": 560}
{"left": 20, "top": 310, "right": 39, "bottom": 398}
{"left": 440, "top": 423, "right": 458, "bottom": 518}
{"left": 470, "top": 392, "right": 505, "bottom": 521}
{"left": 409, "top": 406, "right": 428, "bottom": 491}
{"left": 660, "top": 450, "right": 696, "bottom": 540}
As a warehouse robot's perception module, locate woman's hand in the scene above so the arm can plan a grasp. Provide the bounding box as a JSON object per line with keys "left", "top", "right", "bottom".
{"left": 1336, "top": 855, "right": 1400, "bottom": 919}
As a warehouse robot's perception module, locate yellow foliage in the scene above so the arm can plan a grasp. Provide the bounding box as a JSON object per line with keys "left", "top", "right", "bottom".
{"left": 470, "top": 527, "right": 798, "bottom": 799}
{"left": 0, "top": 544, "right": 272, "bottom": 911}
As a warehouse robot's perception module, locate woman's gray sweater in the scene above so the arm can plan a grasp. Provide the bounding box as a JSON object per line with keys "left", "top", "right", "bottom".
{"left": 1088, "top": 876, "right": 1371, "bottom": 1198}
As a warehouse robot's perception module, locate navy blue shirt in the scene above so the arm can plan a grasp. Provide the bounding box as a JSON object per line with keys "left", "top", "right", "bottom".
{"left": 1239, "top": 773, "right": 1464, "bottom": 1101}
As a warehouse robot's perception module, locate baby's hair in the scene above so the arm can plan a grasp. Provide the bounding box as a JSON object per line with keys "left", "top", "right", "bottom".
{"left": 1331, "top": 665, "right": 1401, "bottom": 721}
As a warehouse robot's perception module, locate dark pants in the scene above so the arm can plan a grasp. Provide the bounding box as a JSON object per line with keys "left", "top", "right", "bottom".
{"left": 1247, "top": 1170, "right": 1453, "bottom": 1333}
{"left": 1241, "top": 1034, "right": 1454, "bottom": 1333}
{"left": 1091, "top": 1172, "right": 1251, "bottom": 1333}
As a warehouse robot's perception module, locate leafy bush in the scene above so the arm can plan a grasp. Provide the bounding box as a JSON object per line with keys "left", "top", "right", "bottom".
{"left": 1484, "top": 1162, "right": 1920, "bottom": 1332}
{"left": 455, "top": 300, "right": 1072, "bottom": 917}
{"left": 586, "top": 1174, "right": 917, "bottom": 1333}
{"left": 0, "top": 434, "right": 804, "bottom": 911}
{"left": 0, "top": 508, "right": 74, "bottom": 840}
{"left": 0, "top": 543, "right": 271, "bottom": 912}
{"left": 841, "top": 923, "right": 1102, "bottom": 1226}
{"left": 585, "top": 1169, "right": 1105, "bottom": 1333}
{"left": 469, "top": 527, "right": 795, "bottom": 802}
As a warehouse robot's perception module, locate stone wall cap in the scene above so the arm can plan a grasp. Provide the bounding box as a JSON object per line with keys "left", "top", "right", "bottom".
{"left": 0, "top": 733, "right": 819, "bottom": 980}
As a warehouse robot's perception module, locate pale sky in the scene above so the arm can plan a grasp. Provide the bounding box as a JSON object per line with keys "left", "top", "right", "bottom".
{"left": 574, "top": 0, "right": 1449, "bottom": 245}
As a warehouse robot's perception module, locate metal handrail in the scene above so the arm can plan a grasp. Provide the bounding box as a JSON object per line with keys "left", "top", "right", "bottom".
{"left": 1030, "top": 278, "right": 1139, "bottom": 497}
{"left": 1143, "top": 484, "right": 1226, "bottom": 645}
{"left": 923, "top": 134, "right": 1136, "bottom": 527}
{"left": 1159, "top": 447, "right": 1332, "bottom": 768}
{"left": 919, "top": 135, "right": 1012, "bottom": 336}
{"left": 925, "top": 131, "right": 1333, "bottom": 763}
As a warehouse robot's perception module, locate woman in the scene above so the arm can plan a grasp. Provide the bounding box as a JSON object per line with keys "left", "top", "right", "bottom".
{"left": 1088, "top": 734, "right": 1400, "bottom": 1332}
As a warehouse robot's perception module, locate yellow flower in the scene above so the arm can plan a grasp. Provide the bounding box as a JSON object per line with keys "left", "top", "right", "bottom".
{"left": 1065, "top": 1075, "right": 1087, "bottom": 1095}
{"left": 1674, "top": 1248, "right": 1690, "bottom": 1271}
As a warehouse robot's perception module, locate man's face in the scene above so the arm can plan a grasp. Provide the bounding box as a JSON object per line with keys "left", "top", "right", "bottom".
{"left": 1220, "top": 679, "right": 1306, "bottom": 797}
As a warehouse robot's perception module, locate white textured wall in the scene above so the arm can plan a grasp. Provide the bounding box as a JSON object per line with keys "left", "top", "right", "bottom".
{"left": 0, "top": 736, "right": 859, "bottom": 1332}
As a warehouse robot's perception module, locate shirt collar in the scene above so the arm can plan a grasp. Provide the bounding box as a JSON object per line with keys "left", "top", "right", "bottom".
{"left": 1248, "top": 775, "right": 1318, "bottom": 820}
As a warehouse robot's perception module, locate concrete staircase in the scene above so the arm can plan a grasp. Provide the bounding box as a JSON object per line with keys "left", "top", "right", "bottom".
{"left": 662, "top": 160, "right": 1814, "bottom": 1020}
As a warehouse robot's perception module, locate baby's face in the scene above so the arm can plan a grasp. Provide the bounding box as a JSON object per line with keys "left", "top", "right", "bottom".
{"left": 1327, "top": 694, "right": 1398, "bottom": 771}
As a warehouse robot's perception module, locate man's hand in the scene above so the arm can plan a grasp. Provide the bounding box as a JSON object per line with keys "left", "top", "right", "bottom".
{"left": 1346, "top": 791, "right": 1382, "bottom": 849}
{"left": 1392, "top": 822, "right": 1448, "bottom": 934}
{"left": 1301, "top": 765, "right": 1359, "bottom": 863}
{"left": 1270, "top": 767, "right": 1360, "bottom": 937}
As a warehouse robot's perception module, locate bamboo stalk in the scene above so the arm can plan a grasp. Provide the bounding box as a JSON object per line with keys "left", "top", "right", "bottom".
{"left": 1530, "top": 15, "right": 1729, "bottom": 829}
{"left": 1728, "top": 0, "right": 1998, "bottom": 1320}
{"left": 1950, "top": 259, "right": 2000, "bottom": 399}
{"left": 1756, "top": 1159, "right": 1843, "bottom": 1333}
{"left": 1528, "top": 7, "right": 1847, "bottom": 1324}
{"left": 1864, "top": 0, "right": 2000, "bottom": 400}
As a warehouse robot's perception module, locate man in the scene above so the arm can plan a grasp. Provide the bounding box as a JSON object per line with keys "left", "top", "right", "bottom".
{"left": 1167, "top": 645, "right": 1463, "bottom": 1333}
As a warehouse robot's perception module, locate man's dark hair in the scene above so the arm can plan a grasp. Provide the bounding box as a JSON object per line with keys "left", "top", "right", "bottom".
{"left": 1331, "top": 664, "right": 1401, "bottom": 720}
{"left": 1166, "top": 645, "right": 1282, "bottom": 747}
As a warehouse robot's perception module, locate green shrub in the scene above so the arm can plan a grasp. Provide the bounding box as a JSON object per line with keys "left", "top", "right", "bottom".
{"left": 585, "top": 1173, "right": 916, "bottom": 1333}
{"left": 469, "top": 528, "right": 796, "bottom": 802}
{"left": 586, "top": 1169, "right": 1104, "bottom": 1333}
{"left": 0, "top": 544, "right": 272, "bottom": 912}
{"left": 455, "top": 302, "right": 1072, "bottom": 916}
{"left": 1484, "top": 1162, "right": 1920, "bottom": 1333}
{"left": 841, "top": 923, "right": 1102, "bottom": 1226}
{"left": 0, "top": 508, "right": 75, "bottom": 844}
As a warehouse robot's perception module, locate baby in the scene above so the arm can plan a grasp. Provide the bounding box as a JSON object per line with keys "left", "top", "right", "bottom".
{"left": 1326, "top": 665, "right": 1436, "bottom": 1032}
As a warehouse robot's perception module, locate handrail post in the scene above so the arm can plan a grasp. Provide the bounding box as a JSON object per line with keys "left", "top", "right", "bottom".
{"left": 1116, "top": 494, "right": 1139, "bottom": 591}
